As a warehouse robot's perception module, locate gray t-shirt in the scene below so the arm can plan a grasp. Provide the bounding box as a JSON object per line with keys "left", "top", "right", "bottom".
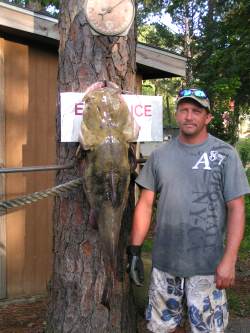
{"left": 136, "top": 134, "right": 250, "bottom": 277}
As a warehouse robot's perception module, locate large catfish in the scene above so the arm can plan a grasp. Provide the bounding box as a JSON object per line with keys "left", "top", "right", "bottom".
{"left": 79, "top": 81, "right": 139, "bottom": 305}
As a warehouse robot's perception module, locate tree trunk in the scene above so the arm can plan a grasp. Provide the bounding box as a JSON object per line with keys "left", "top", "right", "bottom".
{"left": 184, "top": 15, "right": 193, "bottom": 85}
{"left": 46, "top": 1, "right": 137, "bottom": 332}
{"left": 166, "top": 95, "right": 171, "bottom": 125}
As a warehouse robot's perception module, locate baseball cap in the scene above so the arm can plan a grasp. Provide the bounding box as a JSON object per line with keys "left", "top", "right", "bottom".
{"left": 176, "top": 88, "right": 211, "bottom": 111}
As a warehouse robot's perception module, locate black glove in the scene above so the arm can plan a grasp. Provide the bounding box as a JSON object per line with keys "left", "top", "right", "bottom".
{"left": 127, "top": 245, "right": 144, "bottom": 287}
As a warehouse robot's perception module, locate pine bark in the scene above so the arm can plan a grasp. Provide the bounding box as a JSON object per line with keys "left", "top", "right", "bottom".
{"left": 46, "top": 1, "right": 137, "bottom": 332}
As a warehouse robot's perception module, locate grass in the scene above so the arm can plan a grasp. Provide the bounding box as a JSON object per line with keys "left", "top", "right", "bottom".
{"left": 227, "top": 289, "right": 242, "bottom": 315}
{"left": 142, "top": 239, "right": 153, "bottom": 253}
{"left": 239, "top": 170, "right": 250, "bottom": 259}
{"left": 239, "top": 198, "right": 250, "bottom": 259}
{"left": 227, "top": 289, "right": 250, "bottom": 317}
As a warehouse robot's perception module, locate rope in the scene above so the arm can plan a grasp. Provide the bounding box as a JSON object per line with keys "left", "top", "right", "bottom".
{"left": 0, "top": 178, "right": 83, "bottom": 216}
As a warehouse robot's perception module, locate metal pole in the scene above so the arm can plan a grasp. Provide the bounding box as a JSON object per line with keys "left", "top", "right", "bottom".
{"left": 0, "top": 163, "right": 74, "bottom": 174}
{"left": 0, "top": 159, "right": 147, "bottom": 174}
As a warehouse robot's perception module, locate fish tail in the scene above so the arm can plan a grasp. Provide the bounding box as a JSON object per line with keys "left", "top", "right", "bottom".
{"left": 101, "top": 268, "right": 114, "bottom": 310}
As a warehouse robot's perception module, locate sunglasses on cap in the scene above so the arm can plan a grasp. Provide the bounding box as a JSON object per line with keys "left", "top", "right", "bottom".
{"left": 178, "top": 89, "right": 208, "bottom": 99}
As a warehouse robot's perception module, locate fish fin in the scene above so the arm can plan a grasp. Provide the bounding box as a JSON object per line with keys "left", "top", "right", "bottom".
{"left": 101, "top": 270, "right": 114, "bottom": 310}
{"left": 76, "top": 144, "right": 86, "bottom": 159}
{"left": 128, "top": 144, "right": 137, "bottom": 172}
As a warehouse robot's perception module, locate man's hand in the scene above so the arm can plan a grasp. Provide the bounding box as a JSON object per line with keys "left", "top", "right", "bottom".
{"left": 127, "top": 245, "right": 144, "bottom": 286}
{"left": 215, "top": 256, "right": 236, "bottom": 289}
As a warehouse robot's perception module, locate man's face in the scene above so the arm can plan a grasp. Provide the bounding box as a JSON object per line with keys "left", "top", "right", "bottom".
{"left": 175, "top": 102, "right": 212, "bottom": 138}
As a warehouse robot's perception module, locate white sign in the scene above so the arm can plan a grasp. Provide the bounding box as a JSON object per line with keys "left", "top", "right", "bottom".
{"left": 60, "top": 93, "right": 163, "bottom": 142}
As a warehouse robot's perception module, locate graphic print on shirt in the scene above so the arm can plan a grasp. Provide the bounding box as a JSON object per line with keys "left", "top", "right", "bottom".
{"left": 187, "top": 146, "right": 230, "bottom": 270}
{"left": 192, "top": 151, "right": 226, "bottom": 170}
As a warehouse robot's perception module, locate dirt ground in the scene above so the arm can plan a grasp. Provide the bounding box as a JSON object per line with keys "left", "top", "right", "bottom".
{"left": 0, "top": 297, "right": 47, "bottom": 333}
{"left": 0, "top": 260, "right": 249, "bottom": 333}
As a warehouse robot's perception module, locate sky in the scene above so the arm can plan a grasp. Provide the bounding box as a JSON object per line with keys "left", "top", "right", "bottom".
{"left": 148, "top": 11, "right": 180, "bottom": 33}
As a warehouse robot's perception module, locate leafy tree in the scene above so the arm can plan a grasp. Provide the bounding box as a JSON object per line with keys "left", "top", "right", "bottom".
{"left": 138, "top": 0, "right": 250, "bottom": 144}
{"left": 137, "top": 0, "right": 207, "bottom": 84}
{"left": 236, "top": 138, "right": 250, "bottom": 168}
{"left": 194, "top": 0, "right": 250, "bottom": 144}
{"left": 4, "top": 0, "right": 59, "bottom": 13}
{"left": 138, "top": 23, "right": 181, "bottom": 53}
{"left": 136, "top": 0, "right": 168, "bottom": 26}
{"left": 136, "top": 7, "right": 184, "bottom": 123}
{"left": 142, "top": 78, "right": 181, "bottom": 127}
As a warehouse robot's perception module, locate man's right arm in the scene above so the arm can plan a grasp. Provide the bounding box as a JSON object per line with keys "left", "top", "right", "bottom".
{"left": 130, "top": 188, "right": 156, "bottom": 245}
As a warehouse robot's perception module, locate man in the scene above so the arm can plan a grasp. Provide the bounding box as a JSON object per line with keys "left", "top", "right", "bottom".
{"left": 127, "top": 88, "right": 250, "bottom": 333}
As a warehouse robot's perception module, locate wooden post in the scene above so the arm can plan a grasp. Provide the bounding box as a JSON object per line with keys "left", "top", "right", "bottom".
{"left": 0, "top": 38, "right": 6, "bottom": 299}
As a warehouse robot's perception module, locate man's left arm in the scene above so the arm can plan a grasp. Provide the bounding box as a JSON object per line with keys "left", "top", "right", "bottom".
{"left": 215, "top": 196, "right": 245, "bottom": 289}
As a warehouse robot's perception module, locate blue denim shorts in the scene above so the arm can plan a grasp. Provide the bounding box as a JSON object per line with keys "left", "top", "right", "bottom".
{"left": 146, "top": 267, "right": 229, "bottom": 333}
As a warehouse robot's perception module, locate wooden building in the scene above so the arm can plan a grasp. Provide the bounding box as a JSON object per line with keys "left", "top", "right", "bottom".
{"left": 0, "top": 1, "right": 186, "bottom": 300}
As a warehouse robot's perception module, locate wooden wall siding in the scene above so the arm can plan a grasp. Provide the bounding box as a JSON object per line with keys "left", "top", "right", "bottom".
{"left": 0, "top": 38, "right": 7, "bottom": 299}
{"left": 5, "top": 39, "right": 28, "bottom": 297}
{"left": 22, "top": 46, "right": 56, "bottom": 295}
{"left": 4, "top": 39, "right": 57, "bottom": 298}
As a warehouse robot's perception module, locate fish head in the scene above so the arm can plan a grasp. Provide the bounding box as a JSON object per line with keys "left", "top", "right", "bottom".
{"left": 79, "top": 82, "right": 139, "bottom": 150}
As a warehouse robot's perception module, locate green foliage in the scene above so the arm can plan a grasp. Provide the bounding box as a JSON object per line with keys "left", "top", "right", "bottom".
{"left": 236, "top": 139, "right": 250, "bottom": 168}
{"left": 138, "top": 23, "right": 181, "bottom": 53}
{"left": 246, "top": 167, "right": 250, "bottom": 182}
{"left": 142, "top": 239, "right": 153, "bottom": 253}
{"left": 138, "top": 0, "right": 250, "bottom": 144}
{"left": 193, "top": 0, "right": 250, "bottom": 143}
{"left": 227, "top": 289, "right": 242, "bottom": 315}
{"left": 137, "top": 16, "right": 183, "bottom": 125}
{"left": 227, "top": 289, "right": 250, "bottom": 317}
{"left": 239, "top": 214, "right": 250, "bottom": 260}
{"left": 227, "top": 276, "right": 250, "bottom": 316}
{"left": 9, "top": 0, "right": 58, "bottom": 7}
{"left": 142, "top": 78, "right": 181, "bottom": 127}
{"left": 136, "top": 0, "right": 169, "bottom": 26}
{"left": 4, "top": 0, "right": 59, "bottom": 14}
